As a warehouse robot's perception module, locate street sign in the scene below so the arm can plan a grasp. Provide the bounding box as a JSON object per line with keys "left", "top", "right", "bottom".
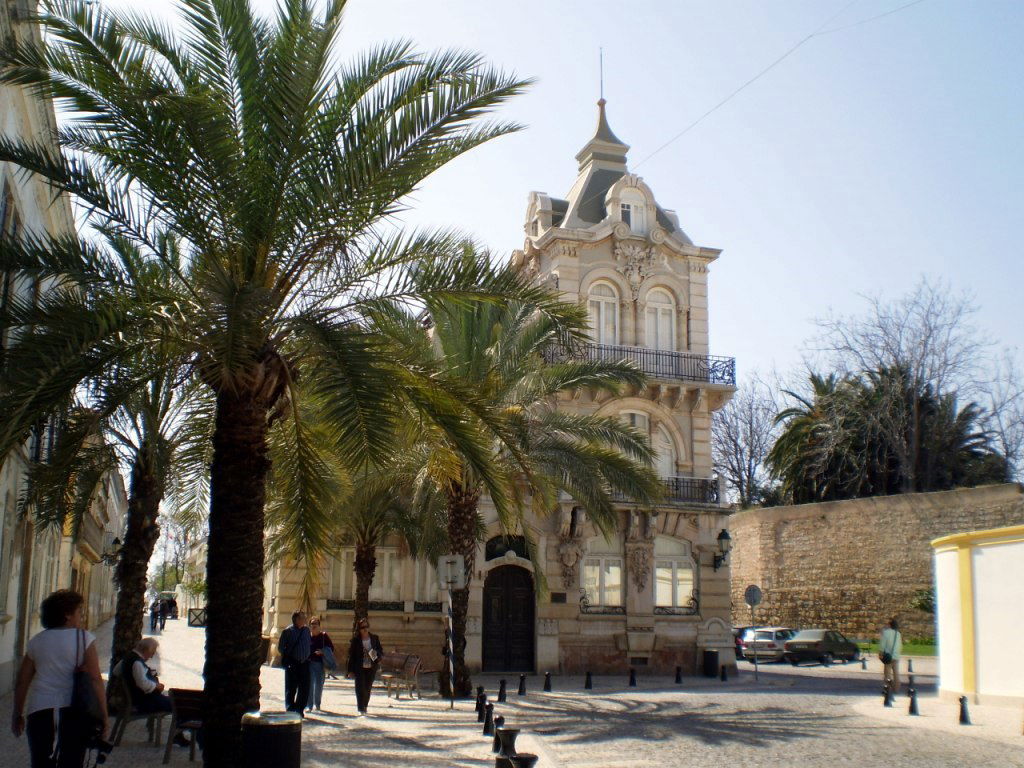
{"left": 744, "top": 584, "right": 763, "bottom": 608}
{"left": 437, "top": 554, "right": 466, "bottom": 589}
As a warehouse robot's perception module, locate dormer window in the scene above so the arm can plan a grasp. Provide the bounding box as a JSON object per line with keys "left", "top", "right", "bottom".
{"left": 619, "top": 188, "right": 647, "bottom": 234}
{"left": 530, "top": 219, "right": 539, "bottom": 236}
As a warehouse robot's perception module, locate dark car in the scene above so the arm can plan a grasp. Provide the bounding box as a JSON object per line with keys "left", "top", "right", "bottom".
{"left": 783, "top": 629, "right": 861, "bottom": 666}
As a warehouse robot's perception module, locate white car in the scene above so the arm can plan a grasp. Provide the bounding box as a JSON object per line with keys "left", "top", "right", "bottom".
{"left": 742, "top": 627, "right": 796, "bottom": 662}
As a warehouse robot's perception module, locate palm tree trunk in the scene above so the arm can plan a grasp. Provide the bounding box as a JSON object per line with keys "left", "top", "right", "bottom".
{"left": 353, "top": 542, "right": 376, "bottom": 624}
{"left": 442, "top": 483, "right": 479, "bottom": 698}
{"left": 202, "top": 389, "right": 272, "bottom": 767}
{"left": 109, "top": 450, "right": 163, "bottom": 671}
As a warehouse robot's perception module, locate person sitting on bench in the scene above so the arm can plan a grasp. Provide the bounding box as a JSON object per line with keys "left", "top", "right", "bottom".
{"left": 124, "top": 638, "right": 173, "bottom": 715}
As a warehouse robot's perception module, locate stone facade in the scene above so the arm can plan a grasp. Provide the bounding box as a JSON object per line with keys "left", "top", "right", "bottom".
{"left": 729, "top": 484, "right": 1024, "bottom": 640}
{"left": 263, "top": 99, "right": 738, "bottom": 676}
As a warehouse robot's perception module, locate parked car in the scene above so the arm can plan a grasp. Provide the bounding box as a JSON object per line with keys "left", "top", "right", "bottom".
{"left": 733, "top": 626, "right": 752, "bottom": 660}
{"left": 783, "top": 629, "right": 861, "bottom": 665}
{"left": 742, "top": 627, "right": 796, "bottom": 662}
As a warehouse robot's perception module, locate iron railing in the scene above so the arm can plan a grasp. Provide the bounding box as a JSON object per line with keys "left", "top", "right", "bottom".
{"left": 545, "top": 343, "right": 736, "bottom": 386}
{"left": 612, "top": 476, "right": 720, "bottom": 506}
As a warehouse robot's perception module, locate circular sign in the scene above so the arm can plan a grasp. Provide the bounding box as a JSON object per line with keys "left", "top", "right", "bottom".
{"left": 744, "top": 584, "right": 763, "bottom": 607}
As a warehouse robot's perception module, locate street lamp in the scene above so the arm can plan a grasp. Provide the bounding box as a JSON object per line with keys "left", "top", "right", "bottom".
{"left": 712, "top": 529, "right": 731, "bottom": 571}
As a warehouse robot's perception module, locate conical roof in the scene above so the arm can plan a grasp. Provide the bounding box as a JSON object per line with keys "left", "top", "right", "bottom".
{"left": 575, "top": 98, "right": 629, "bottom": 170}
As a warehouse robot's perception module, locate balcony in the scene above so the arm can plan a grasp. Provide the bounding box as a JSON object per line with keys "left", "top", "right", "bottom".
{"left": 546, "top": 343, "right": 736, "bottom": 387}
{"left": 613, "top": 476, "right": 721, "bottom": 507}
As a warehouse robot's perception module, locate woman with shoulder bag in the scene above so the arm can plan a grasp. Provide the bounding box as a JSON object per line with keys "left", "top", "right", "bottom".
{"left": 11, "top": 590, "right": 109, "bottom": 767}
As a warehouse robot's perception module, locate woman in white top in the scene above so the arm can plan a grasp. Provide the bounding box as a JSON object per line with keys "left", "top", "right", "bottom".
{"left": 11, "top": 589, "right": 109, "bottom": 768}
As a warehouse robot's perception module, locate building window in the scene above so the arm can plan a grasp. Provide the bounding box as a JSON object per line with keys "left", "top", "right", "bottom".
{"left": 654, "top": 536, "right": 696, "bottom": 609}
{"left": 582, "top": 536, "right": 624, "bottom": 607}
{"left": 329, "top": 550, "right": 354, "bottom": 600}
{"left": 620, "top": 188, "right": 647, "bottom": 235}
{"left": 587, "top": 282, "right": 619, "bottom": 345}
{"left": 530, "top": 219, "right": 539, "bottom": 236}
{"left": 620, "top": 203, "right": 631, "bottom": 228}
{"left": 644, "top": 288, "right": 676, "bottom": 352}
{"left": 622, "top": 412, "right": 679, "bottom": 477}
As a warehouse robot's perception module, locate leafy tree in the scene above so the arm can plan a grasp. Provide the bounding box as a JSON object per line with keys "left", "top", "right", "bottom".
{"left": 0, "top": 1, "right": 536, "bottom": 760}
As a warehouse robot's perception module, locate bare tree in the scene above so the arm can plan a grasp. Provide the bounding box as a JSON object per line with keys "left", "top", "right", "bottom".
{"left": 713, "top": 373, "right": 781, "bottom": 507}
{"left": 810, "top": 278, "right": 1021, "bottom": 486}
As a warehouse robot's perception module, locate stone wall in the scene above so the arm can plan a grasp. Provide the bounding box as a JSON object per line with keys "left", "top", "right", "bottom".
{"left": 729, "top": 484, "right": 1024, "bottom": 641}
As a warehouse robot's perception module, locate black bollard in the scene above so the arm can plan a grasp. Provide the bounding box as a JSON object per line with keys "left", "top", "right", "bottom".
{"left": 492, "top": 717, "right": 505, "bottom": 753}
{"left": 483, "top": 703, "right": 495, "bottom": 736}
{"left": 498, "top": 679, "right": 507, "bottom": 703}
{"left": 476, "top": 690, "right": 485, "bottom": 715}
{"left": 509, "top": 755, "right": 540, "bottom": 768}
{"left": 720, "top": 665, "right": 728, "bottom": 682}
{"left": 477, "top": 695, "right": 487, "bottom": 723}
{"left": 544, "top": 672, "right": 552, "bottom": 692}
{"left": 495, "top": 759, "right": 514, "bottom": 768}
{"left": 517, "top": 674, "right": 526, "bottom": 696}
{"left": 908, "top": 688, "right": 919, "bottom": 716}
{"left": 860, "top": 656, "right": 867, "bottom": 670}
{"left": 882, "top": 682, "right": 893, "bottom": 707}
{"left": 907, "top": 659, "right": 914, "bottom": 674}
{"left": 907, "top": 674, "right": 915, "bottom": 695}
{"left": 628, "top": 668, "right": 637, "bottom": 687}
{"left": 584, "top": 671, "right": 593, "bottom": 690}
{"left": 958, "top": 696, "right": 971, "bottom": 725}
{"left": 675, "top": 666, "right": 682, "bottom": 684}
{"left": 497, "top": 728, "right": 520, "bottom": 757}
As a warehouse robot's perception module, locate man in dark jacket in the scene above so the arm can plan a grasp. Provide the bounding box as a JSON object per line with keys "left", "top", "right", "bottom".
{"left": 278, "top": 611, "right": 311, "bottom": 716}
{"left": 346, "top": 618, "right": 383, "bottom": 715}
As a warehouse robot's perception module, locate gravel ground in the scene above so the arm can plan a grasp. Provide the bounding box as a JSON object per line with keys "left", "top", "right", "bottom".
{"left": 0, "top": 619, "right": 1019, "bottom": 767}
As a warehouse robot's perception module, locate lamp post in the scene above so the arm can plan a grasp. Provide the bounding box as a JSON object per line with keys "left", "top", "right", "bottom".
{"left": 712, "top": 529, "right": 731, "bottom": 571}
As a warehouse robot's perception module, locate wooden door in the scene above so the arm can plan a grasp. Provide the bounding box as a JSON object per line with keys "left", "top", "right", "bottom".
{"left": 482, "top": 566, "right": 535, "bottom": 672}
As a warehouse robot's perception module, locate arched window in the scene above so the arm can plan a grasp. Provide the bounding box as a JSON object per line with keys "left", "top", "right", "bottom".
{"left": 619, "top": 188, "right": 647, "bottom": 235}
{"left": 582, "top": 536, "right": 623, "bottom": 607}
{"left": 587, "top": 282, "right": 619, "bottom": 345}
{"left": 654, "top": 536, "right": 696, "bottom": 610}
{"left": 653, "top": 423, "right": 677, "bottom": 477}
{"left": 645, "top": 288, "right": 675, "bottom": 352}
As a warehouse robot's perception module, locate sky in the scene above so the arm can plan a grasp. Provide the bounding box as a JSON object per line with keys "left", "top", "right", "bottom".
{"left": 101, "top": 0, "right": 1024, "bottom": 380}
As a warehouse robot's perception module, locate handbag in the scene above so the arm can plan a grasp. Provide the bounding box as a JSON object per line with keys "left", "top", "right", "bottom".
{"left": 71, "top": 630, "right": 104, "bottom": 726}
{"left": 321, "top": 645, "right": 338, "bottom": 671}
{"left": 878, "top": 630, "right": 895, "bottom": 665}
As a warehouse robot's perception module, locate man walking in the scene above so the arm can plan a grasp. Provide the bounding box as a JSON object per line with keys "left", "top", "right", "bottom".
{"left": 347, "top": 618, "right": 383, "bottom": 716}
{"left": 879, "top": 617, "right": 903, "bottom": 693}
{"left": 278, "top": 611, "right": 312, "bottom": 717}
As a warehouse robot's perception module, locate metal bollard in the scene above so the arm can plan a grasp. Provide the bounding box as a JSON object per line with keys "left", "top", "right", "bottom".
{"left": 882, "top": 682, "right": 893, "bottom": 707}
{"left": 907, "top": 659, "right": 914, "bottom": 674}
{"left": 498, "top": 679, "right": 507, "bottom": 703}
{"left": 497, "top": 727, "right": 520, "bottom": 757}
{"left": 517, "top": 674, "right": 527, "bottom": 696}
{"left": 544, "top": 672, "right": 552, "bottom": 692}
{"left": 958, "top": 696, "right": 971, "bottom": 725}
{"left": 495, "top": 759, "right": 514, "bottom": 768}
{"left": 476, "top": 689, "right": 485, "bottom": 715}
{"left": 492, "top": 717, "right": 505, "bottom": 753}
{"left": 675, "top": 666, "right": 682, "bottom": 684}
{"left": 629, "top": 668, "right": 637, "bottom": 687}
{"left": 908, "top": 688, "right": 919, "bottom": 716}
{"left": 477, "top": 695, "right": 487, "bottom": 723}
{"left": 907, "top": 674, "right": 914, "bottom": 695}
{"left": 860, "top": 656, "right": 867, "bottom": 670}
{"left": 483, "top": 703, "right": 495, "bottom": 736}
{"left": 584, "top": 671, "right": 592, "bottom": 690}
{"left": 508, "top": 755, "right": 539, "bottom": 768}
{"left": 720, "top": 665, "right": 728, "bottom": 682}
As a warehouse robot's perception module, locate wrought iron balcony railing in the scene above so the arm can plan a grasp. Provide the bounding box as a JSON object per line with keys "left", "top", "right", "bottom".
{"left": 544, "top": 342, "right": 736, "bottom": 386}
{"left": 612, "top": 476, "right": 720, "bottom": 506}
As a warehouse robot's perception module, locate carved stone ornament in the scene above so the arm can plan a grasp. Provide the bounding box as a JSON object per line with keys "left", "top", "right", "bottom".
{"left": 557, "top": 532, "right": 584, "bottom": 589}
{"left": 627, "top": 544, "right": 652, "bottom": 592}
{"left": 614, "top": 243, "right": 656, "bottom": 299}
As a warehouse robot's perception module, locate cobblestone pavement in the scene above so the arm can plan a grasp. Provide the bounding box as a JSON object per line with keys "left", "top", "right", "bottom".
{"left": 0, "top": 619, "right": 1019, "bottom": 767}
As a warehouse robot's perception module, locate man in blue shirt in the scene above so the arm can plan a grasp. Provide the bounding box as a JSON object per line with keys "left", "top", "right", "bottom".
{"left": 278, "top": 611, "right": 311, "bottom": 716}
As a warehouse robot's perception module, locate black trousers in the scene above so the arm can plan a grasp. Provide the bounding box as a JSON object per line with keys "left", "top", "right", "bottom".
{"left": 355, "top": 667, "right": 376, "bottom": 712}
{"left": 136, "top": 691, "right": 173, "bottom": 714}
{"left": 26, "top": 708, "right": 88, "bottom": 768}
{"left": 284, "top": 661, "right": 310, "bottom": 716}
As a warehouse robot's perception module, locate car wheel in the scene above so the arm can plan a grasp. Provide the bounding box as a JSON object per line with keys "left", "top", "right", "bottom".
{"left": 789, "top": 658, "right": 799, "bottom": 667}
{"left": 821, "top": 653, "right": 834, "bottom": 666}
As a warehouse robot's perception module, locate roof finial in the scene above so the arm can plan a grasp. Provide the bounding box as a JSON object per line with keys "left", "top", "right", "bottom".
{"left": 599, "top": 47, "right": 604, "bottom": 102}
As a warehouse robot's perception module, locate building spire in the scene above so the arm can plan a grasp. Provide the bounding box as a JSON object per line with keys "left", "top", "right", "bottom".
{"left": 575, "top": 98, "right": 629, "bottom": 170}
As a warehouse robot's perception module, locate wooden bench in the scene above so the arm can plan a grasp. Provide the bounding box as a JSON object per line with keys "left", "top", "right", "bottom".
{"left": 107, "top": 661, "right": 168, "bottom": 747}
{"left": 377, "top": 652, "right": 423, "bottom": 699}
{"left": 163, "top": 688, "right": 203, "bottom": 764}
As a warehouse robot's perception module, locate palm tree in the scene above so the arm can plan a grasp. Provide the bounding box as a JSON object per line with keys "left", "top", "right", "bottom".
{"left": 0, "top": 1, "right": 535, "bottom": 761}
{"left": 395, "top": 294, "right": 663, "bottom": 696}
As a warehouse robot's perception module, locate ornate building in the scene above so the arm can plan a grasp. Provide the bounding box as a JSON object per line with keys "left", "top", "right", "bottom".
{"left": 264, "top": 99, "right": 737, "bottom": 676}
